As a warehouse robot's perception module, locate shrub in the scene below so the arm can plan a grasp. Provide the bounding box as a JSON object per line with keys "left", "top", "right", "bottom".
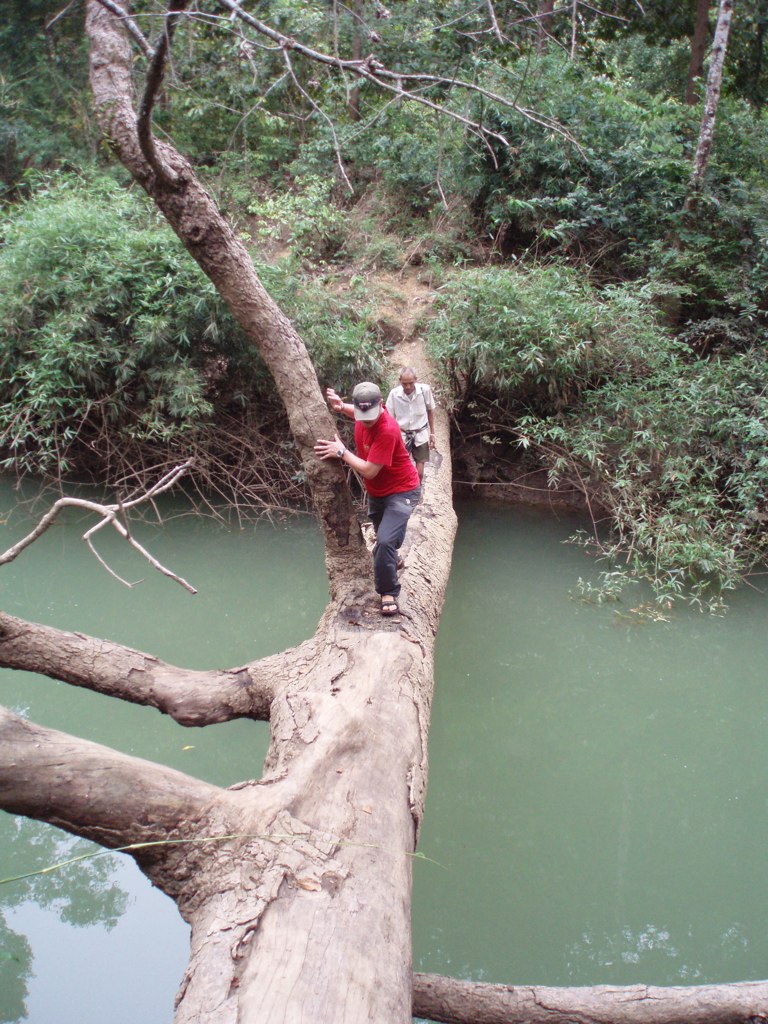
{"left": 428, "top": 264, "right": 768, "bottom": 609}
{"left": 246, "top": 175, "right": 349, "bottom": 260}
{"left": 467, "top": 47, "right": 768, "bottom": 334}
{"left": 0, "top": 173, "right": 260, "bottom": 474}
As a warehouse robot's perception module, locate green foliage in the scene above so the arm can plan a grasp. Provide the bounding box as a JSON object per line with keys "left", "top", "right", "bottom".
{"left": 251, "top": 257, "right": 387, "bottom": 392}
{"left": 428, "top": 264, "right": 641, "bottom": 409}
{"left": 0, "top": 172, "right": 388, "bottom": 484}
{"left": 429, "top": 265, "right": 768, "bottom": 608}
{"left": 538, "top": 346, "right": 768, "bottom": 611}
{"left": 348, "top": 105, "right": 468, "bottom": 212}
{"left": 246, "top": 176, "right": 349, "bottom": 260}
{"left": 476, "top": 53, "right": 695, "bottom": 262}
{"left": 467, "top": 47, "right": 768, "bottom": 337}
{"left": 0, "top": 173, "right": 261, "bottom": 473}
{"left": 0, "top": 1, "right": 93, "bottom": 196}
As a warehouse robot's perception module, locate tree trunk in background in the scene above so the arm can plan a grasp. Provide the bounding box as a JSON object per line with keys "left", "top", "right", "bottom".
{"left": 537, "top": 0, "right": 555, "bottom": 53}
{"left": 686, "top": 0, "right": 712, "bottom": 104}
{"left": 348, "top": 0, "right": 363, "bottom": 121}
{"left": 687, "top": 0, "right": 734, "bottom": 205}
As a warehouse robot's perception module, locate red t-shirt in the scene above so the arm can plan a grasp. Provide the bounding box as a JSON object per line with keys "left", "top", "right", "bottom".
{"left": 355, "top": 408, "right": 420, "bottom": 497}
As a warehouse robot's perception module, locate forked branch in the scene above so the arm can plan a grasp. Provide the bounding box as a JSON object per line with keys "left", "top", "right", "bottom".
{"left": 0, "top": 461, "right": 197, "bottom": 592}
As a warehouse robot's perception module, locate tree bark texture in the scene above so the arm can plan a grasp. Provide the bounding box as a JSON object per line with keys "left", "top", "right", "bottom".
{"left": 688, "top": 0, "right": 734, "bottom": 200}
{"left": 0, "top": 706, "right": 221, "bottom": 845}
{"left": 0, "top": 610, "right": 281, "bottom": 724}
{"left": 413, "top": 973, "right": 768, "bottom": 1024}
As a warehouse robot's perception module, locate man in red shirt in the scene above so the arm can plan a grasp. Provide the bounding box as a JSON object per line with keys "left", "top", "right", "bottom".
{"left": 315, "top": 381, "right": 421, "bottom": 616}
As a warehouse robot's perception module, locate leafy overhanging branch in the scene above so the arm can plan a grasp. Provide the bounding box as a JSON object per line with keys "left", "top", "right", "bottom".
{"left": 215, "top": 0, "right": 581, "bottom": 157}
{"left": 96, "top": 0, "right": 581, "bottom": 164}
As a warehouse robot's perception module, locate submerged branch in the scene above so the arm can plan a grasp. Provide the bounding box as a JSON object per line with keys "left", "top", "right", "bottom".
{"left": 412, "top": 973, "right": 768, "bottom": 1024}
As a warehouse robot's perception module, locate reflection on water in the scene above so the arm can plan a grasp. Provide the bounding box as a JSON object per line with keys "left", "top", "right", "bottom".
{"left": 0, "top": 822, "right": 127, "bottom": 1022}
{"left": 2, "top": 488, "right": 768, "bottom": 1020}
{"left": 412, "top": 501, "right": 768, "bottom": 987}
{"left": 1, "top": 820, "right": 127, "bottom": 927}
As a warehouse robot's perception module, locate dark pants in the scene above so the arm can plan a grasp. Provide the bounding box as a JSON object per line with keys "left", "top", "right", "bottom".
{"left": 367, "top": 486, "right": 421, "bottom": 597}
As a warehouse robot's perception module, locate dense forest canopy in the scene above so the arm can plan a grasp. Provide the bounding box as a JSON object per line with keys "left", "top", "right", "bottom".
{"left": 2, "top": 0, "right": 767, "bottom": 608}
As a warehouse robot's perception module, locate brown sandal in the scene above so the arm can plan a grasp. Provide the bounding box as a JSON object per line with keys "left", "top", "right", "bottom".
{"left": 381, "top": 595, "right": 399, "bottom": 616}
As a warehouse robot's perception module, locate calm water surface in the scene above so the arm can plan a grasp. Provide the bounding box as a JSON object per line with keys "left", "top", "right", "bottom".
{"left": 413, "top": 502, "right": 768, "bottom": 988}
{"left": 1, "top": 486, "right": 767, "bottom": 1022}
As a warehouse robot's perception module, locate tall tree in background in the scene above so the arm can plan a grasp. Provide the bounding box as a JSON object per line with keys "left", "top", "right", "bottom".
{"left": 688, "top": 0, "right": 734, "bottom": 203}
{"left": 686, "top": 0, "right": 712, "bottom": 103}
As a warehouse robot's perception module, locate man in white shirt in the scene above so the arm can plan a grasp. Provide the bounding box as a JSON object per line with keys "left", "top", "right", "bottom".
{"left": 385, "top": 367, "right": 436, "bottom": 482}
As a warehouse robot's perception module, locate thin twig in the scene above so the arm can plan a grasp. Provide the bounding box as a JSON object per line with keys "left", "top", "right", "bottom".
{"left": 281, "top": 49, "right": 353, "bottom": 193}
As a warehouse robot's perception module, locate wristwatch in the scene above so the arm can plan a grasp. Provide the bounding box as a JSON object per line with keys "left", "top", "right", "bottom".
{"left": 336, "top": 446, "right": 346, "bottom": 458}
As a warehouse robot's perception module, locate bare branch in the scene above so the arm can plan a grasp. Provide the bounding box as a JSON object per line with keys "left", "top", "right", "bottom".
{"left": 46, "top": 1, "right": 78, "bottom": 30}
{"left": 214, "top": 0, "right": 580, "bottom": 151}
{"left": 0, "top": 461, "right": 197, "bottom": 592}
{"left": 281, "top": 48, "right": 354, "bottom": 192}
{"left": 86, "top": 0, "right": 371, "bottom": 592}
{"left": 485, "top": 0, "right": 505, "bottom": 44}
{"left": 135, "top": 0, "right": 191, "bottom": 184}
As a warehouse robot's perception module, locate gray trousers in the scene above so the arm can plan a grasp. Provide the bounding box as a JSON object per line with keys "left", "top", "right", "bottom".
{"left": 367, "top": 486, "right": 421, "bottom": 597}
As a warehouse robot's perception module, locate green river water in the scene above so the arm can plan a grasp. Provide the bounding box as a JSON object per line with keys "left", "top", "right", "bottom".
{"left": 1, "top": 483, "right": 767, "bottom": 1022}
